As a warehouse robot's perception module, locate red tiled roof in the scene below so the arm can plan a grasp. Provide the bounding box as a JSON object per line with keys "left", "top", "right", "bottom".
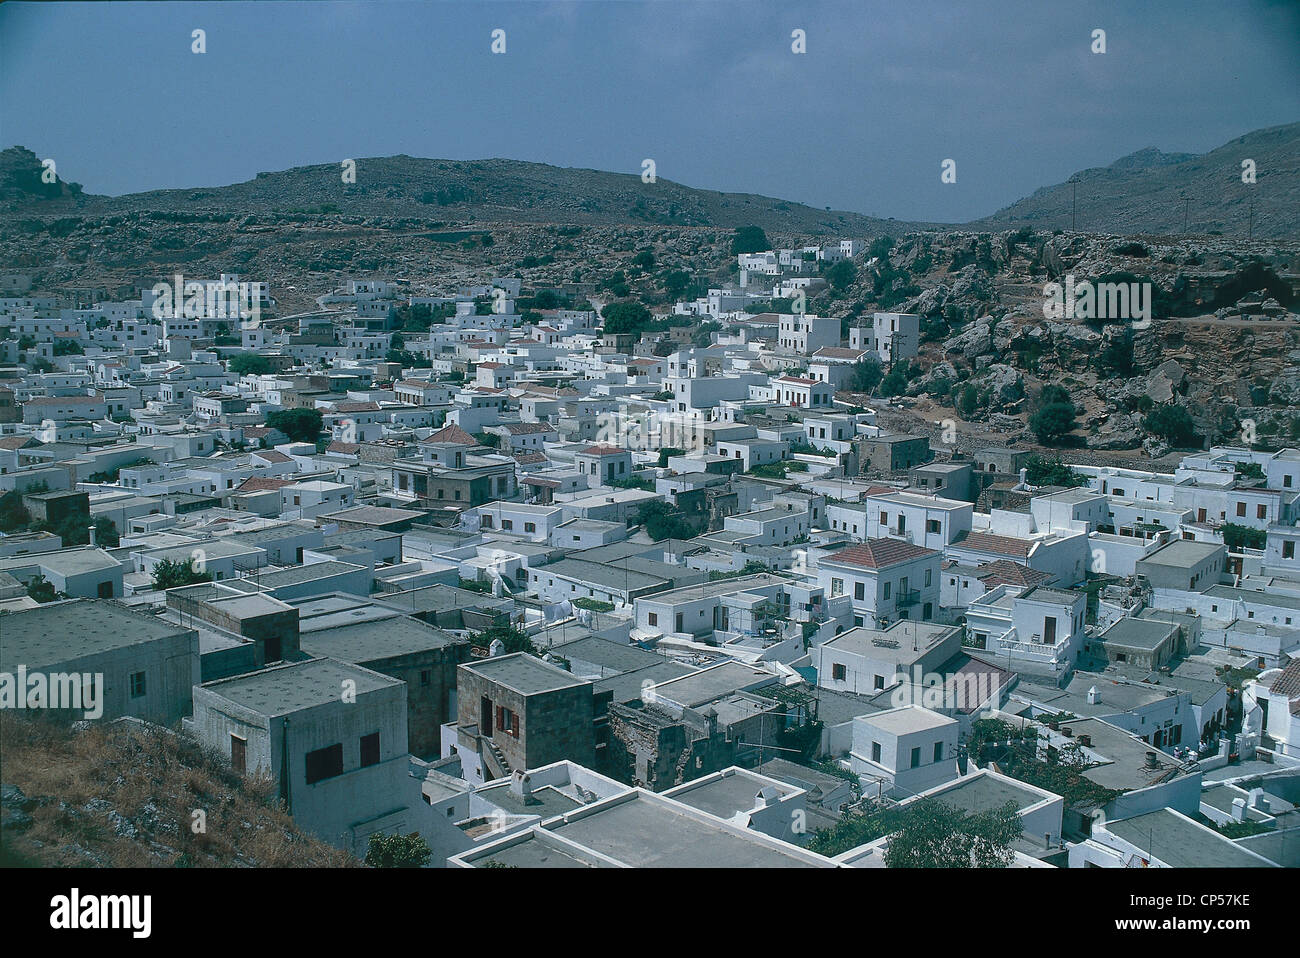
{"left": 579, "top": 445, "right": 626, "bottom": 456}
{"left": 502, "top": 421, "right": 555, "bottom": 435}
{"left": 421, "top": 423, "right": 478, "bottom": 446}
{"left": 823, "top": 538, "right": 937, "bottom": 570}
{"left": 976, "top": 559, "right": 1052, "bottom": 588}
{"left": 253, "top": 450, "right": 292, "bottom": 463}
{"left": 812, "top": 346, "right": 868, "bottom": 360}
{"left": 513, "top": 451, "right": 548, "bottom": 465}
{"left": 235, "top": 476, "right": 293, "bottom": 493}
{"left": 326, "top": 441, "right": 360, "bottom": 455}
{"left": 775, "top": 376, "right": 820, "bottom": 386}
{"left": 333, "top": 401, "right": 381, "bottom": 413}
{"left": 1269, "top": 659, "right": 1300, "bottom": 699}
{"left": 953, "top": 530, "right": 1032, "bottom": 559}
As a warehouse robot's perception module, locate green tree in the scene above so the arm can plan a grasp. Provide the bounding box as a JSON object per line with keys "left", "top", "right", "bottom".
{"left": 479, "top": 623, "right": 538, "bottom": 657}
{"left": 636, "top": 499, "right": 695, "bottom": 541}
{"left": 731, "top": 226, "right": 770, "bottom": 255}
{"left": 848, "top": 357, "right": 883, "bottom": 393}
{"left": 26, "top": 574, "right": 56, "bottom": 603}
{"left": 601, "top": 301, "right": 653, "bottom": 336}
{"left": 1143, "top": 405, "right": 1198, "bottom": 447}
{"left": 1031, "top": 403, "right": 1078, "bottom": 446}
{"left": 827, "top": 259, "right": 858, "bottom": 291}
{"left": 1221, "top": 523, "right": 1266, "bottom": 551}
{"left": 364, "top": 832, "right": 432, "bottom": 868}
{"left": 265, "top": 408, "right": 324, "bottom": 444}
{"left": 1024, "top": 455, "right": 1088, "bottom": 488}
{"left": 228, "top": 353, "right": 273, "bottom": 376}
{"left": 878, "top": 360, "right": 912, "bottom": 397}
{"left": 151, "top": 557, "right": 213, "bottom": 591}
{"left": 882, "top": 799, "right": 1023, "bottom": 868}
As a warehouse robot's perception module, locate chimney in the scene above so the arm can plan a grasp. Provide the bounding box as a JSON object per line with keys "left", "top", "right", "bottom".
{"left": 87, "top": 525, "right": 96, "bottom": 547}
{"left": 1086, "top": 685, "right": 1100, "bottom": 705}
{"left": 1231, "top": 797, "right": 1247, "bottom": 822}
{"left": 1019, "top": 467, "right": 1028, "bottom": 488}
{"left": 1145, "top": 751, "right": 1159, "bottom": 769}
{"left": 509, "top": 770, "right": 533, "bottom": 803}
{"left": 1248, "top": 788, "right": 1270, "bottom": 814}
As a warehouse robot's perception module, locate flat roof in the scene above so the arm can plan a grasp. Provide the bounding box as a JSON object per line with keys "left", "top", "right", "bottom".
{"left": 545, "top": 791, "right": 829, "bottom": 867}
{"left": 860, "top": 706, "right": 955, "bottom": 735}
{"left": 921, "top": 771, "right": 1054, "bottom": 815}
{"left": 1099, "top": 617, "right": 1178, "bottom": 651}
{"left": 1106, "top": 809, "right": 1275, "bottom": 868}
{"left": 1138, "top": 539, "right": 1223, "bottom": 568}
{"left": 823, "top": 620, "right": 955, "bottom": 663}
{"left": 200, "top": 656, "right": 401, "bottom": 716}
{"left": 299, "top": 616, "right": 463, "bottom": 662}
{"left": 650, "top": 661, "right": 775, "bottom": 708}
{"left": 462, "top": 652, "right": 591, "bottom": 696}
{"left": 666, "top": 768, "right": 800, "bottom": 820}
{"left": 0, "top": 599, "right": 193, "bottom": 670}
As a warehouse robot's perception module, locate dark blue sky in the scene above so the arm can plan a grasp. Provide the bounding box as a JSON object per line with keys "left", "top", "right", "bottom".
{"left": 2, "top": 0, "right": 1297, "bottom": 222}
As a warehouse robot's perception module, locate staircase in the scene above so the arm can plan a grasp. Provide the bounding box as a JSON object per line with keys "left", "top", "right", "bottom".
{"left": 483, "top": 739, "right": 512, "bottom": 781}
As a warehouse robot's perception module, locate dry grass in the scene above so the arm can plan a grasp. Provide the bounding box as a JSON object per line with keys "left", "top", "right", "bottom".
{"left": 0, "top": 713, "right": 356, "bottom": 867}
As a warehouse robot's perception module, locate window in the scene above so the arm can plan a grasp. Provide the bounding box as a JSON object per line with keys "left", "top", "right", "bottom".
{"left": 524, "top": 522, "right": 536, "bottom": 533}
{"left": 496, "top": 706, "right": 519, "bottom": 738}
{"left": 1257, "top": 504, "right": 1267, "bottom": 520}
{"left": 924, "top": 569, "right": 932, "bottom": 587}
{"left": 305, "top": 743, "right": 344, "bottom": 784}
{"left": 910, "top": 747, "right": 921, "bottom": 769}
{"left": 360, "top": 732, "right": 380, "bottom": 768}
{"left": 927, "top": 519, "right": 940, "bottom": 534}
{"left": 874, "top": 674, "right": 885, "bottom": 690}
{"left": 1285, "top": 541, "right": 1295, "bottom": 560}
{"left": 933, "top": 741, "right": 943, "bottom": 762}
{"left": 420, "top": 669, "right": 432, "bottom": 687}
{"left": 883, "top": 582, "right": 891, "bottom": 600}
{"left": 501, "top": 519, "right": 513, "bottom": 530}
{"left": 129, "top": 671, "right": 146, "bottom": 698}
{"left": 832, "top": 663, "right": 847, "bottom": 681}
{"left": 1236, "top": 502, "right": 1246, "bottom": 517}
{"left": 854, "top": 582, "right": 864, "bottom": 601}
{"left": 871, "top": 741, "right": 882, "bottom": 763}
{"left": 648, "top": 612, "right": 658, "bottom": 627}
{"left": 230, "top": 735, "right": 246, "bottom": 774}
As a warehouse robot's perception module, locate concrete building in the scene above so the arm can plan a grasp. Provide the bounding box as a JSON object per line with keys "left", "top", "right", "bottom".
{"left": 450, "top": 653, "right": 595, "bottom": 786}
{"left": 186, "top": 657, "right": 420, "bottom": 854}
{"left": 0, "top": 599, "right": 199, "bottom": 725}
{"left": 849, "top": 705, "right": 959, "bottom": 798}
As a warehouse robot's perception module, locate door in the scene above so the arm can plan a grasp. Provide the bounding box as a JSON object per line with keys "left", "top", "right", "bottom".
{"left": 1044, "top": 617, "right": 1057, "bottom": 644}
{"left": 265, "top": 635, "right": 282, "bottom": 663}
{"left": 480, "top": 696, "right": 494, "bottom": 735}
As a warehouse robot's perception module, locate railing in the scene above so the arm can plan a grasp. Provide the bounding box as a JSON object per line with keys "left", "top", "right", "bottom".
{"left": 895, "top": 589, "right": 920, "bottom": 607}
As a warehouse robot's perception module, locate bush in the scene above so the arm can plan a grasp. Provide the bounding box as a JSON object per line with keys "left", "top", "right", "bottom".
{"left": 731, "top": 226, "right": 770, "bottom": 255}
{"left": 364, "top": 832, "right": 431, "bottom": 868}
{"left": 1143, "top": 405, "right": 1198, "bottom": 447}
{"left": 1031, "top": 403, "right": 1077, "bottom": 445}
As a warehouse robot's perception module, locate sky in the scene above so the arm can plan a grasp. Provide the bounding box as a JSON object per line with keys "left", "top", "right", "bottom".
{"left": 1, "top": 0, "right": 1297, "bottom": 223}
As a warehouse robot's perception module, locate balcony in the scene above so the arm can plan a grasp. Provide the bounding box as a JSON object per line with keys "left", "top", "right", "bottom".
{"left": 895, "top": 589, "right": 920, "bottom": 608}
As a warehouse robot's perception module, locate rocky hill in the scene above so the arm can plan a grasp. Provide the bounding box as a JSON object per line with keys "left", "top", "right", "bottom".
{"left": 974, "top": 122, "right": 1300, "bottom": 238}
{"left": 0, "top": 146, "right": 915, "bottom": 236}
{"left": 0, "top": 713, "right": 354, "bottom": 867}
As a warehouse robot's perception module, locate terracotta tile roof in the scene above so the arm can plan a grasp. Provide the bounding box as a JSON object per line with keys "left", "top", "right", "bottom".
{"left": 812, "top": 346, "right": 868, "bottom": 360}
{"left": 775, "top": 376, "right": 820, "bottom": 386}
{"left": 823, "top": 538, "right": 937, "bottom": 570}
{"left": 1269, "top": 659, "right": 1300, "bottom": 699}
{"left": 579, "top": 445, "right": 626, "bottom": 456}
{"left": 421, "top": 423, "right": 478, "bottom": 446}
{"left": 333, "top": 401, "right": 381, "bottom": 413}
{"left": 975, "top": 559, "right": 1053, "bottom": 588}
{"left": 326, "top": 441, "right": 360, "bottom": 455}
{"left": 235, "top": 476, "right": 293, "bottom": 493}
{"left": 513, "top": 451, "right": 548, "bottom": 465}
{"left": 953, "top": 530, "right": 1032, "bottom": 559}
{"left": 253, "top": 450, "right": 292, "bottom": 463}
{"left": 501, "top": 421, "right": 555, "bottom": 435}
